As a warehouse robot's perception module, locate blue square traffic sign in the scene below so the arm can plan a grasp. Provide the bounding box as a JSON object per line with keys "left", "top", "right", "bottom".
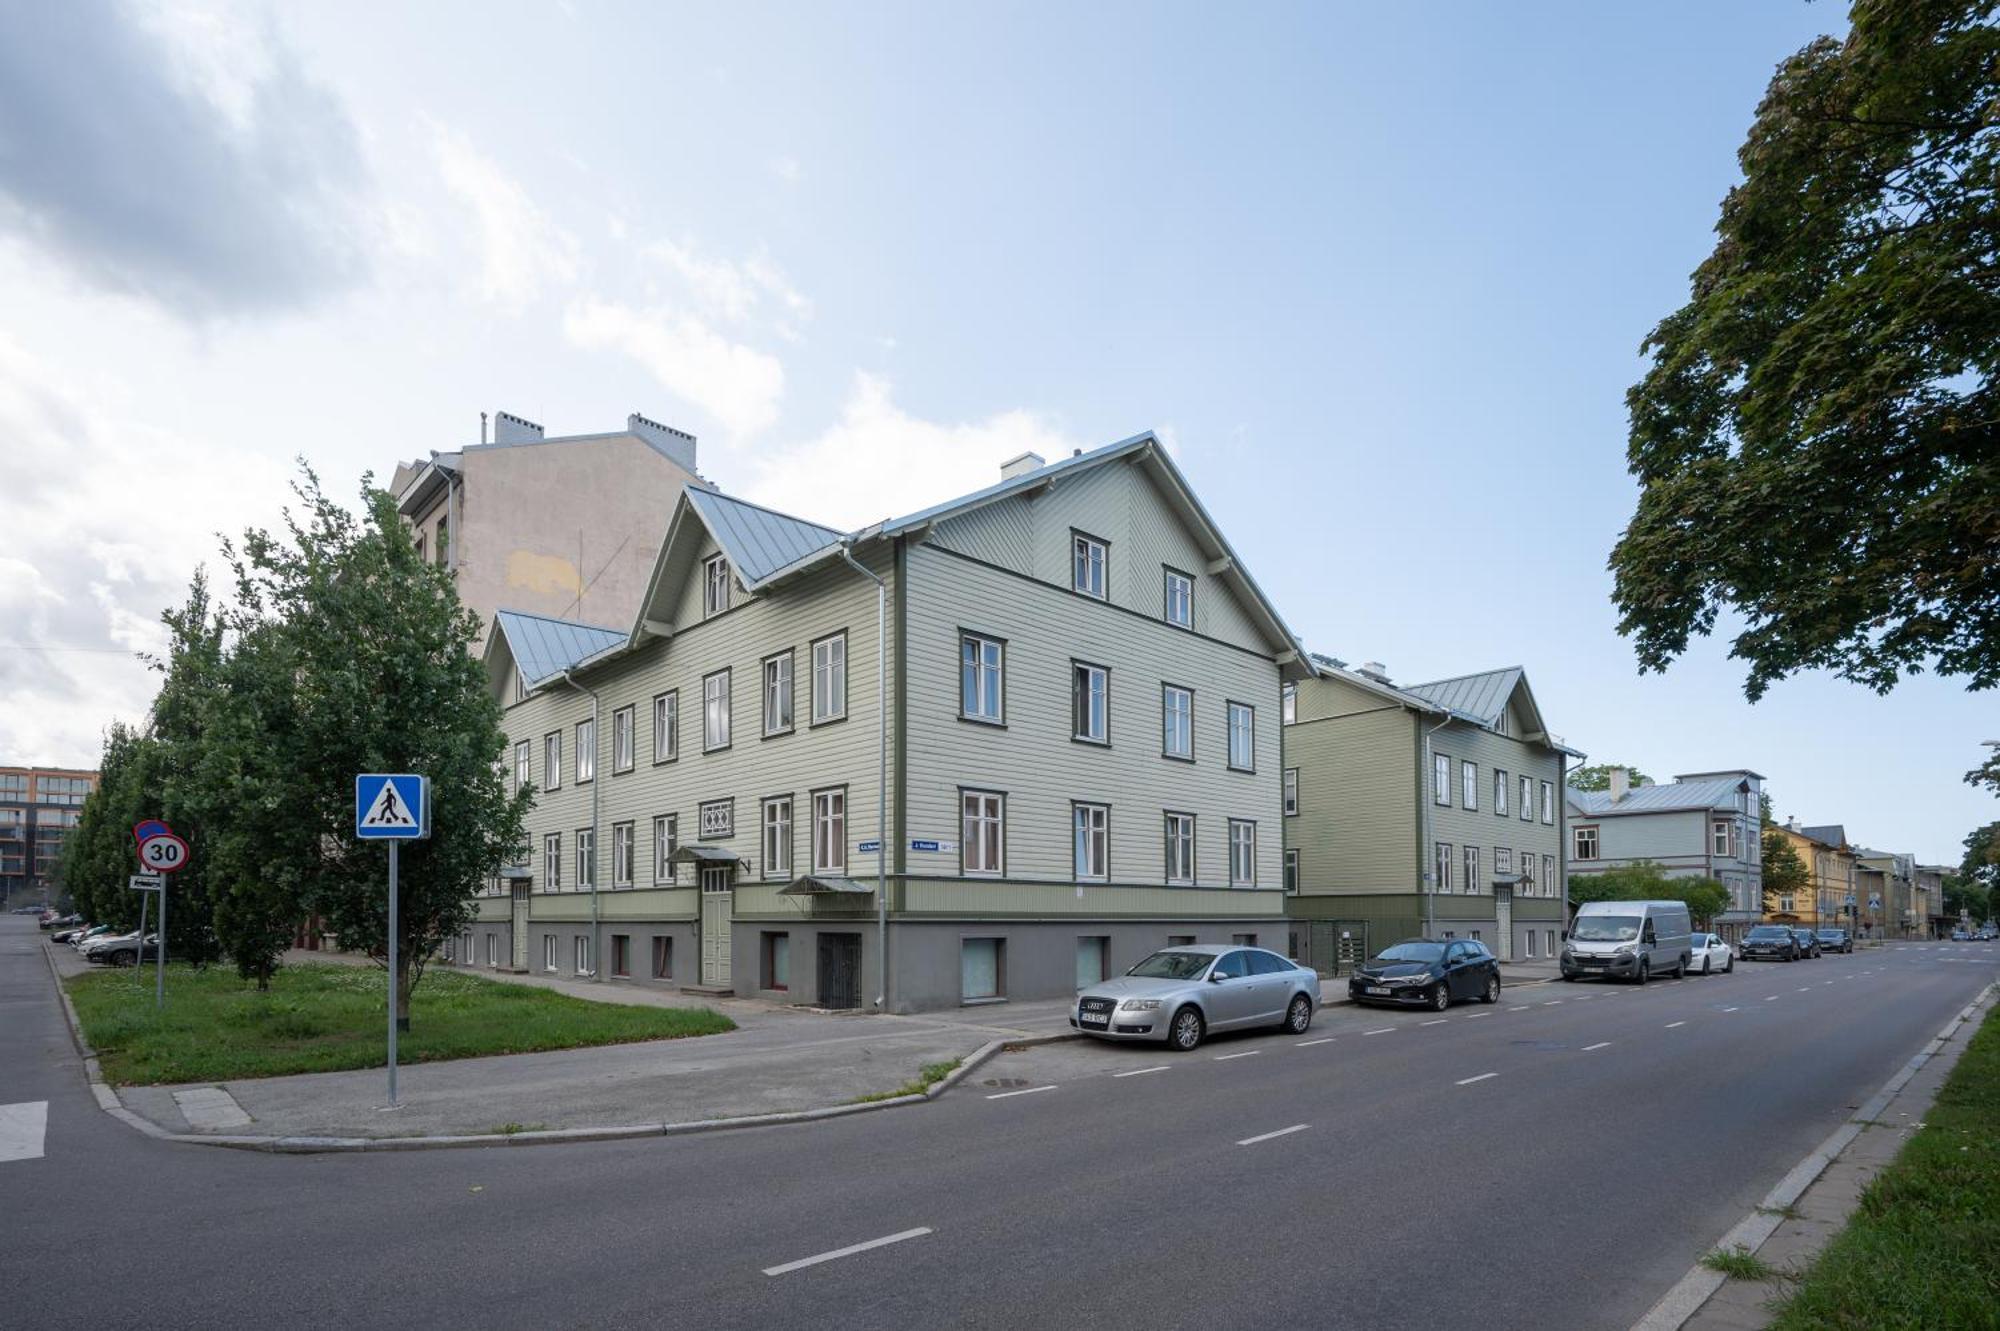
{"left": 355, "top": 774, "right": 429, "bottom": 840}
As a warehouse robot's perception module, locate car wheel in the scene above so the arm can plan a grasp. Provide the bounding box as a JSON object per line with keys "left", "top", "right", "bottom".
{"left": 1431, "top": 983, "right": 1451, "bottom": 1012}
{"left": 1725, "top": 956, "right": 1735, "bottom": 973}
{"left": 1168, "top": 1005, "right": 1205, "bottom": 1052}
{"left": 1481, "top": 975, "right": 1500, "bottom": 1004}
{"left": 1674, "top": 955, "right": 1687, "bottom": 979}
{"left": 1701, "top": 956, "right": 1711, "bottom": 976}
{"left": 1562, "top": 973, "right": 1577, "bottom": 982}
{"left": 1283, "top": 993, "right": 1312, "bottom": 1034}
{"left": 1635, "top": 957, "right": 1650, "bottom": 985}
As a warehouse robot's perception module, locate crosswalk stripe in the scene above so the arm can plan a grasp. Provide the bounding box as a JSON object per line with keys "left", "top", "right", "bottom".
{"left": 0, "top": 1101, "right": 48, "bottom": 1164}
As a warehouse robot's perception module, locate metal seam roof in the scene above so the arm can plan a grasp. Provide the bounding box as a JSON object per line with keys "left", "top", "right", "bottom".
{"left": 1566, "top": 776, "right": 1753, "bottom": 816}
{"left": 493, "top": 610, "right": 626, "bottom": 686}
{"left": 685, "top": 488, "right": 843, "bottom": 587}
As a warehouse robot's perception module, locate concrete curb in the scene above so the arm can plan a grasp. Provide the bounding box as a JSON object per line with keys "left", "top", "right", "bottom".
{"left": 1631, "top": 979, "right": 1997, "bottom": 1331}
{"left": 39, "top": 941, "right": 1079, "bottom": 1154}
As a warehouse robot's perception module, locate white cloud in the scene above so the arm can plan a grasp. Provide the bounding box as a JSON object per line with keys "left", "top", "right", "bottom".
{"left": 738, "top": 372, "right": 1079, "bottom": 530}
{"left": 771, "top": 154, "right": 802, "bottom": 183}
{"left": 642, "top": 238, "right": 812, "bottom": 337}
{"left": 430, "top": 122, "right": 579, "bottom": 312}
{"left": 563, "top": 296, "right": 786, "bottom": 437}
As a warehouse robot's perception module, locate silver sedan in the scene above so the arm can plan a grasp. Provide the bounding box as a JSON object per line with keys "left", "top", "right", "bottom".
{"left": 1071, "top": 944, "right": 1318, "bottom": 1051}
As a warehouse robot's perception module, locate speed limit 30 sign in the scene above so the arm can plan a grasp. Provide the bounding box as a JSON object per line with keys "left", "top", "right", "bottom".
{"left": 132, "top": 820, "right": 191, "bottom": 874}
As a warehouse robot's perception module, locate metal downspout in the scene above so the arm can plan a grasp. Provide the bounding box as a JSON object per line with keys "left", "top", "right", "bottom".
{"left": 838, "top": 542, "right": 889, "bottom": 1011}
{"left": 560, "top": 669, "right": 601, "bottom": 981}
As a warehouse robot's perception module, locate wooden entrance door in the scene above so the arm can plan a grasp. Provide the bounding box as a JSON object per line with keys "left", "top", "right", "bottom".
{"left": 700, "top": 866, "right": 732, "bottom": 986}
{"left": 1494, "top": 886, "right": 1515, "bottom": 962}
{"left": 510, "top": 884, "right": 530, "bottom": 971}
{"left": 817, "top": 933, "right": 861, "bottom": 1009}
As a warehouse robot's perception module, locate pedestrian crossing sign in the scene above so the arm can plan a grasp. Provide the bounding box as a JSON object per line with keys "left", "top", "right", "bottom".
{"left": 355, "top": 774, "right": 429, "bottom": 840}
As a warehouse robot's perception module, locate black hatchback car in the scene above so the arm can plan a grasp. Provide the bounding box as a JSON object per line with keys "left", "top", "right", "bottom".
{"left": 1350, "top": 938, "right": 1501, "bottom": 1012}
{"left": 1789, "top": 927, "right": 1822, "bottom": 958}
{"left": 1814, "top": 928, "right": 1853, "bottom": 954}
{"left": 1740, "top": 925, "right": 1802, "bottom": 961}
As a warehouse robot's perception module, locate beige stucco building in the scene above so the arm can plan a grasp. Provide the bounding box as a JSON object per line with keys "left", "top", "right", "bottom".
{"left": 390, "top": 410, "right": 706, "bottom": 646}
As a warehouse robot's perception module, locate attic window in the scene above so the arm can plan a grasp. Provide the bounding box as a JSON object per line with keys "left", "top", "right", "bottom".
{"left": 704, "top": 554, "right": 732, "bottom": 617}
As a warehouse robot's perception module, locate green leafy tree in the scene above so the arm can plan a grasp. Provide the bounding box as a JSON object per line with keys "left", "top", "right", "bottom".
{"left": 1613, "top": 1, "right": 2000, "bottom": 700}
{"left": 1567, "top": 763, "right": 1652, "bottom": 792}
{"left": 1969, "top": 746, "right": 2000, "bottom": 797}
{"left": 1762, "top": 825, "right": 1813, "bottom": 916}
{"left": 1567, "top": 860, "right": 1732, "bottom": 927}
{"left": 223, "top": 467, "right": 530, "bottom": 1026}
{"left": 58, "top": 722, "right": 155, "bottom": 932}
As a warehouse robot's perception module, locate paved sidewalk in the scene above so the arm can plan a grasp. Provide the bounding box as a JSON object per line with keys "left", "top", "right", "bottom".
{"left": 53, "top": 941, "right": 1557, "bottom": 1144}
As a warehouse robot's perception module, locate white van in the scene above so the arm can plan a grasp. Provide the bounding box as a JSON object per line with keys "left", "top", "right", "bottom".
{"left": 1560, "top": 900, "right": 1694, "bottom": 983}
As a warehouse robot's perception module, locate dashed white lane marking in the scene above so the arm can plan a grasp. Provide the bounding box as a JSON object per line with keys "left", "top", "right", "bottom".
{"left": 986, "top": 1085, "right": 1056, "bottom": 1100}
{"left": 1364, "top": 1028, "right": 1396, "bottom": 1036}
{"left": 1722, "top": 1006, "right": 1740, "bottom": 1013}
{"left": 1456, "top": 1073, "right": 1498, "bottom": 1086}
{"left": 1582, "top": 1042, "right": 1612, "bottom": 1052}
{"left": 1463, "top": 1012, "right": 1490, "bottom": 1020}
{"left": 1113, "top": 1066, "right": 1170, "bottom": 1078}
{"left": 0, "top": 1102, "right": 48, "bottom": 1164}
{"left": 763, "top": 1227, "right": 932, "bottom": 1276}
{"left": 1543, "top": 1000, "right": 1563, "bottom": 1007}
{"left": 1765, "top": 995, "right": 1780, "bottom": 1002}
{"left": 1237, "top": 1124, "right": 1309, "bottom": 1147}
{"left": 1665, "top": 1021, "right": 1686, "bottom": 1029}
{"left": 1420, "top": 1019, "right": 1448, "bottom": 1026}
{"left": 1295, "top": 1038, "right": 1335, "bottom": 1048}
{"left": 1798, "top": 987, "right": 1812, "bottom": 993}
{"left": 1213, "top": 1051, "right": 1260, "bottom": 1061}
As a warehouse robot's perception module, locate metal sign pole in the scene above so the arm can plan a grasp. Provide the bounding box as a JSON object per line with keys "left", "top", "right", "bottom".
{"left": 157, "top": 874, "right": 167, "bottom": 1009}
{"left": 387, "top": 839, "right": 399, "bottom": 1106}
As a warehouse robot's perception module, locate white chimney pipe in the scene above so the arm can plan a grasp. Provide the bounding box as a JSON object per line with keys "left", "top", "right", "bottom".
{"left": 1608, "top": 767, "right": 1630, "bottom": 804}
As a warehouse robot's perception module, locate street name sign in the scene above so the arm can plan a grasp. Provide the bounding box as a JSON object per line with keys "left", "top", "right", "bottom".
{"left": 355, "top": 774, "right": 429, "bottom": 840}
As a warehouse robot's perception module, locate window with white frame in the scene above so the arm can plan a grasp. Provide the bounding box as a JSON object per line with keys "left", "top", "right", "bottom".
{"left": 1072, "top": 533, "right": 1106, "bottom": 598}
{"left": 1543, "top": 855, "right": 1555, "bottom": 897}
{"left": 763, "top": 797, "right": 792, "bottom": 880}
{"left": 576, "top": 828, "right": 596, "bottom": 889}
{"left": 703, "top": 553, "right": 731, "bottom": 616}
{"left": 1284, "top": 848, "right": 1300, "bottom": 894}
{"left": 575, "top": 935, "right": 592, "bottom": 976}
{"left": 1229, "top": 819, "right": 1256, "bottom": 887}
{"left": 1494, "top": 768, "right": 1507, "bottom": 817}
{"left": 1464, "top": 845, "right": 1480, "bottom": 894}
{"left": 812, "top": 633, "right": 846, "bottom": 723}
{"left": 543, "top": 934, "right": 557, "bottom": 971}
{"left": 544, "top": 732, "right": 561, "bottom": 790}
{"left": 813, "top": 789, "right": 846, "bottom": 873}
{"left": 1435, "top": 841, "right": 1453, "bottom": 892}
{"left": 1072, "top": 663, "right": 1108, "bottom": 743}
{"left": 1462, "top": 760, "right": 1478, "bottom": 810}
{"left": 699, "top": 799, "right": 732, "bottom": 839}
{"left": 960, "top": 633, "right": 1004, "bottom": 722}
{"left": 514, "top": 740, "right": 530, "bottom": 792}
{"left": 1434, "top": 752, "right": 1451, "bottom": 805}
{"left": 1163, "top": 685, "right": 1193, "bottom": 759}
{"left": 1525, "top": 930, "right": 1538, "bottom": 958}
{"left": 1573, "top": 826, "right": 1598, "bottom": 860}
{"left": 763, "top": 651, "right": 794, "bottom": 736}
{"left": 653, "top": 691, "right": 678, "bottom": 763}
{"left": 612, "top": 706, "right": 634, "bottom": 773}
{"left": 654, "top": 814, "right": 677, "bottom": 884}
{"left": 1284, "top": 767, "right": 1298, "bottom": 816}
{"left": 1518, "top": 851, "right": 1533, "bottom": 892}
{"left": 576, "top": 719, "right": 595, "bottom": 783}
{"left": 1282, "top": 682, "right": 1296, "bottom": 725}
{"left": 1228, "top": 702, "right": 1255, "bottom": 772}
{"left": 1164, "top": 569, "right": 1193, "bottom": 628}
{"left": 703, "top": 669, "right": 731, "bottom": 750}
{"left": 1540, "top": 780, "right": 1554, "bottom": 825}
{"left": 1074, "top": 803, "right": 1109, "bottom": 881}
{"left": 1713, "top": 819, "right": 1731, "bottom": 856}
{"left": 1164, "top": 812, "right": 1195, "bottom": 885}
{"left": 1519, "top": 775, "right": 1532, "bottom": 821}
{"left": 962, "top": 790, "right": 1003, "bottom": 876}
{"left": 543, "top": 833, "right": 561, "bottom": 889}
{"left": 612, "top": 822, "right": 633, "bottom": 887}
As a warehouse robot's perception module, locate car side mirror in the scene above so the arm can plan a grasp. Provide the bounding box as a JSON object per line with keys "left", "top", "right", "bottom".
{"left": 1210, "top": 972, "right": 1230, "bottom": 982}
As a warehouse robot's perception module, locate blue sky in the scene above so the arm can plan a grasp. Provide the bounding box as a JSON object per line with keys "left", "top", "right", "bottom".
{"left": 0, "top": 1, "right": 1991, "bottom": 863}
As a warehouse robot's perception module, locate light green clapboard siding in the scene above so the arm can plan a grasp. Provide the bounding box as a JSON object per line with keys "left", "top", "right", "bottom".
{"left": 1282, "top": 699, "right": 1417, "bottom": 894}
{"left": 499, "top": 544, "right": 898, "bottom": 901}
{"left": 901, "top": 877, "right": 1286, "bottom": 919}
{"left": 1426, "top": 717, "right": 1565, "bottom": 905}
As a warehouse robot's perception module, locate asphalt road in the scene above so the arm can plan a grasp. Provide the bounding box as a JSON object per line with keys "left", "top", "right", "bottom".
{"left": 3, "top": 917, "right": 1993, "bottom": 1331}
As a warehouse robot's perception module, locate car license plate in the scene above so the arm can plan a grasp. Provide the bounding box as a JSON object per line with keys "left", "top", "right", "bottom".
{"left": 1080, "top": 1013, "right": 1109, "bottom": 1027}
{"left": 1366, "top": 985, "right": 1390, "bottom": 996}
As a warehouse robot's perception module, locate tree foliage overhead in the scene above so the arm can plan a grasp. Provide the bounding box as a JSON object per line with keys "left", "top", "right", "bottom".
{"left": 1566, "top": 763, "right": 1652, "bottom": 791}
{"left": 1614, "top": 1, "right": 2000, "bottom": 701}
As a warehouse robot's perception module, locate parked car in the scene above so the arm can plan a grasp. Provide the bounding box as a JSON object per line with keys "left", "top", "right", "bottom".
{"left": 1814, "top": 928, "right": 1853, "bottom": 954}
{"left": 1952, "top": 928, "right": 1972, "bottom": 941}
{"left": 72, "top": 924, "right": 120, "bottom": 949}
{"left": 1071, "top": 944, "right": 1317, "bottom": 1052}
{"left": 1560, "top": 899, "right": 1694, "bottom": 983}
{"left": 1690, "top": 931, "right": 1735, "bottom": 975}
{"left": 50, "top": 924, "right": 92, "bottom": 944}
{"left": 85, "top": 932, "right": 161, "bottom": 966}
{"left": 1788, "top": 927, "right": 1822, "bottom": 958}
{"left": 1741, "top": 924, "right": 1801, "bottom": 962}
{"left": 1350, "top": 938, "right": 1501, "bottom": 1012}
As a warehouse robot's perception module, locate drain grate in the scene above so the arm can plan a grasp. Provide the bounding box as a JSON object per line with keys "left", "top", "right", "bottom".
{"left": 981, "top": 1077, "right": 1030, "bottom": 1088}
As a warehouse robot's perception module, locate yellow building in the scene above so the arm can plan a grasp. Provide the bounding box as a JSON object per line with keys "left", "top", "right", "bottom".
{"left": 1768, "top": 821, "right": 1858, "bottom": 929}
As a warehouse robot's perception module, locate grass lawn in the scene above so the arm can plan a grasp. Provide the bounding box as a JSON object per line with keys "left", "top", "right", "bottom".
{"left": 68, "top": 962, "right": 735, "bottom": 1085}
{"left": 1770, "top": 1001, "right": 2000, "bottom": 1330}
